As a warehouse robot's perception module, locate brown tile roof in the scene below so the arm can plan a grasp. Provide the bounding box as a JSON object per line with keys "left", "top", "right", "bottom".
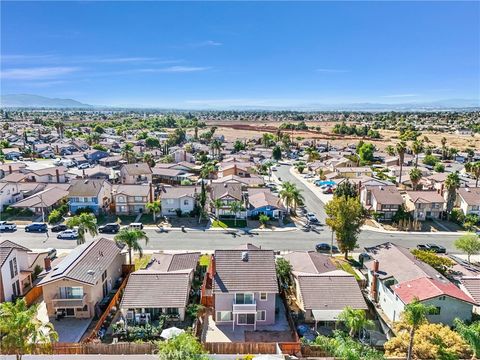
{"left": 0, "top": 240, "right": 31, "bottom": 267}
{"left": 12, "top": 186, "right": 69, "bottom": 208}
{"left": 148, "top": 252, "right": 200, "bottom": 272}
{"left": 113, "top": 184, "right": 150, "bottom": 197}
{"left": 405, "top": 191, "right": 445, "bottom": 204}
{"left": 160, "top": 186, "right": 198, "bottom": 199}
{"left": 298, "top": 273, "right": 368, "bottom": 311}
{"left": 283, "top": 251, "right": 336, "bottom": 275}
{"left": 120, "top": 271, "right": 191, "bottom": 309}
{"left": 247, "top": 190, "right": 285, "bottom": 210}
{"left": 151, "top": 167, "right": 186, "bottom": 177}
{"left": 457, "top": 188, "right": 480, "bottom": 206}
{"left": 368, "top": 185, "right": 404, "bottom": 205}
{"left": 68, "top": 179, "right": 110, "bottom": 197}
{"left": 121, "top": 163, "right": 152, "bottom": 176}
{"left": 211, "top": 183, "right": 243, "bottom": 201}
{"left": 212, "top": 174, "right": 264, "bottom": 186}
{"left": 461, "top": 277, "right": 480, "bottom": 305}
{"left": 39, "top": 238, "right": 122, "bottom": 286}
{"left": 213, "top": 249, "right": 278, "bottom": 293}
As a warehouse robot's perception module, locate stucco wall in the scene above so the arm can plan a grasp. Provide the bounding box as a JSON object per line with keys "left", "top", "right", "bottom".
{"left": 214, "top": 292, "right": 276, "bottom": 326}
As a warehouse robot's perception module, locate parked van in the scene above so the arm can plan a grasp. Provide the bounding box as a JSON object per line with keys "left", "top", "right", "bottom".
{"left": 129, "top": 223, "right": 144, "bottom": 230}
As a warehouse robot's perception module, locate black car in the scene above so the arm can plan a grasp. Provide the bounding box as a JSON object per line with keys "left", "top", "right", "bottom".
{"left": 416, "top": 244, "right": 429, "bottom": 251}
{"left": 98, "top": 223, "right": 120, "bottom": 234}
{"left": 315, "top": 243, "right": 339, "bottom": 253}
{"left": 25, "top": 223, "right": 48, "bottom": 232}
{"left": 51, "top": 224, "right": 68, "bottom": 232}
{"left": 426, "top": 243, "right": 447, "bottom": 254}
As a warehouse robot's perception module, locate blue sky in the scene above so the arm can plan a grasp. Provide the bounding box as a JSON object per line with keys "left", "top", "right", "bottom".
{"left": 1, "top": 1, "right": 479, "bottom": 108}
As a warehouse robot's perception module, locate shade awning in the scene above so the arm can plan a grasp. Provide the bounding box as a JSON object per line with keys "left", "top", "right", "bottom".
{"left": 312, "top": 309, "right": 343, "bottom": 322}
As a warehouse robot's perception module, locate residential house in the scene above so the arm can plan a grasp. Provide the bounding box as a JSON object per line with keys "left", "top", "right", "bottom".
{"left": 246, "top": 188, "right": 286, "bottom": 219}
{"left": 403, "top": 191, "right": 445, "bottom": 221}
{"left": 210, "top": 183, "right": 246, "bottom": 219}
{"left": 334, "top": 166, "right": 373, "bottom": 179}
{"left": 160, "top": 186, "right": 198, "bottom": 216}
{"left": 360, "top": 185, "right": 403, "bottom": 221}
{"left": 120, "top": 252, "right": 200, "bottom": 323}
{"left": 112, "top": 184, "right": 153, "bottom": 215}
{"left": 120, "top": 163, "right": 153, "bottom": 184}
{"left": 84, "top": 149, "right": 109, "bottom": 162}
{"left": 460, "top": 277, "right": 480, "bottom": 314}
{"left": 152, "top": 167, "right": 190, "bottom": 185}
{"left": 0, "top": 163, "right": 27, "bottom": 179}
{"left": 68, "top": 179, "right": 112, "bottom": 214}
{"left": 212, "top": 174, "right": 265, "bottom": 188}
{"left": 363, "top": 243, "right": 474, "bottom": 332}
{"left": 24, "top": 166, "right": 67, "bottom": 183}
{"left": 11, "top": 184, "right": 70, "bottom": 216}
{"left": 0, "top": 181, "right": 22, "bottom": 210}
{"left": 69, "top": 165, "right": 114, "bottom": 181}
{"left": 39, "top": 238, "right": 125, "bottom": 319}
{"left": 172, "top": 149, "right": 195, "bottom": 163}
{"left": 456, "top": 188, "right": 480, "bottom": 216}
{"left": 283, "top": 251, "right": 367, "bottom": 328}
{"left": 202, "top": 244, "right": 279, "bottom": 329}
{"left": 98, "top": 155, "right": 124, "bottom": 168}
{"left": 0, "top": 240, "right": 34, "bottom": 302}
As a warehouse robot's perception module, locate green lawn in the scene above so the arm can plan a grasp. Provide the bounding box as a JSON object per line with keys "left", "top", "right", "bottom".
{"left": 134, "top": 254, "right": 152, "bottom": 270}
{"left": 212, "top": 219, "right": 247, "bottom": 228}
{"left": 334, "top": 259, "right": 361, "bottom": 280}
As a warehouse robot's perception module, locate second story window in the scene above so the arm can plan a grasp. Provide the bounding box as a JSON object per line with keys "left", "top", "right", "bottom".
{"left": 260, "top": 293, "right": 267, "bottom": 301}
{"left": 9, "top": 257, "right": 18, "bottom": 279}
{"left": 102, "top": 270, "right": 107, "bottom": 282}
{"left": 235, "top": 293, "right": 254, "bottom": 304}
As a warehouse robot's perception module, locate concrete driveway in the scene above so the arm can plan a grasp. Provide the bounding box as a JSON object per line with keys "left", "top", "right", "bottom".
{"left": 49, "top": 317, "right": 92, "bottom": 342}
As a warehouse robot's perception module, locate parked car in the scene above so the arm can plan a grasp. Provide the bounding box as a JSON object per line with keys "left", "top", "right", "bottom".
{"left": 98, "top": 223, "right": 120, "bottom": 234}
{"left": 46, "top": 248, "right": 57, "bottom": 260}
{"left": 322, "top": 187, "right": 334, "bottom": 194}
{"left": 0, "top": 221, "right": 17, "bottom": 232}
{"left": 426, "top": 243, "right": 447, "bottom": 254}
{"left": 51, "top": 224, "right": 68, "bottom": 232}
{"left": 306, "top": 212, "right": 319, "bottom": 224}
{"left": 129, "top": 222, "right": 144, "bottom": 230}
{"left": 416, "top": 244, "right": 429, "bottom": 251}
{"left": 25, "top": 223, "right": 48, "bottom": 232}
{"left": 78, "top": 162, "right": 91, "bottom": 170}
{"left": 57, "top": 229, "right": 78, "bottom": 239}
{"left": 315, "top": 243, "right": 339, "bottom": 253}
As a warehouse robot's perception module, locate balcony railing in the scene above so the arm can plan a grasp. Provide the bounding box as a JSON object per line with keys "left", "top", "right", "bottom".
{"left": 233, "top": 301, "right": 257, "bottom": 313}
{"left": 52, "top": 293, "right": 87, "bottom": 308}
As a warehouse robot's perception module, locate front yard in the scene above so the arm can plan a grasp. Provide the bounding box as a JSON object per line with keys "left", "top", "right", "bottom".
{"left": 211, "top": 219, "right": 247, "bottom": 228}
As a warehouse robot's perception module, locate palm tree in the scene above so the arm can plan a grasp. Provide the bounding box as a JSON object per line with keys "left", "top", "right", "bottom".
{"left": 66, "top": 213, "right": 98, "bottom": 245}
{"left": 445, "top": 171, "right": 460, "bottom": 219}
{"left": 229, "top": 201, "right": 243, "bottom": 226}
{"left": 121, "top": 143, "right": 135, "bottom": 163}
{"left": 396, "top": 141, "right": 407, "bottom": 185}
{"left": 409, "top": 167, "right": 422, "bottom": 190}
{"left": 114, "top": 228, "right": 149, "bottom": 265}
{"left": 411, "top": 140, "right": 423, "bottom": 167}
{"left": 210, "top": 139, "right": 222, "bottom": 158}
{"left": 305, "top": 147, "right": 320, "bottom": 162}
{"left": 200, "top": 162, "right": 217, "bottom": 179}
{"left": 211, "top": 198, "right": 223, "bottom": 218}
{"left": 262, "top": 133, "right": 273, "bottom": 148}
{"left": 403, "top": 299, "right": 436, "bottom": 360}
{"left": 465, "top": 161, "right": 480, "bottom": 187}
{"left": 279, "top": 181, "right": 304, "bottom": 215}
{"left": 143, "top": 153, "right": 155, "bottom": 167}
{"left": 385, "top": 145, "right": 396, "bottom": 157}
{"left": 441, "top": 137, "right": 447, "bottom": 160}
{"left": 337, "top": 307, "right": 374, "bottom": 338}
{"left": 146, "top": 200, "right": 161, "bottom": 222}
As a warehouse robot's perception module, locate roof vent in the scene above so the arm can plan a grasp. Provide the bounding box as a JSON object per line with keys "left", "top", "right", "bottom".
{"left": 465, "top": 188, "right": 470, "bottom": 192}
{"left": 241, "top": 251, "right": 249, "bottom": 262}
{"left": 87, "top": 270, "right": 95, "bottom": 276}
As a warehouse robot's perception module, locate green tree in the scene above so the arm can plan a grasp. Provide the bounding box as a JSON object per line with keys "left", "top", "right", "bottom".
{"left": 410, "top": 249, "right": 454, "bottom": 275}
{"left": 325, "top": 196, "right": 366, "bottom": 259}
{"left": 233, "top": 140, "right": 245, "bottom": 153}
{"left": 143, "top": 153, "right": 155, "bottom": 167}
{"left": 145, "top": 136, "right": 160, "bottom": 148}
{"left": 114, "top": 228, "right": 149, "bottom": 265}
{"left": 229, "top": 201, "right": 243, "bottom": 226}
{"left": 66, "top": 213, "right": 98, "bottom": 245}
{"left": 198, "top": 180, "right": 207, "bottom": 223}
{"left": 465, "top": 161, "right": 480, "bottom": 187}
{"left": 0, "top": 299, "right": 58, "bottom": 360}
{"left": 210, "top": 138, "right": 222, "bottom": 158}
{"left": 396, "top": 141, "right": 407, "bottom": 184}
{"left": 200, "top": 161, "right": 217, "bottom": 179}
{"left": 305, "top": 147, "right": 320, "bottom": 162}
{"left": 337, "top": 307, "right": 374, "bottom": 338}
{"left": 47, "top": 209, "right": 63, "bottom": 224}
{"left": 259, "top": 214, "right": 269, "bottom": 227}
{"left": 385, "top": 145, "right": 396, "bottom": 157}
{"left": 261, "top": 132, "right": 274, "bottom": 148}
{"left": 441, "top": 137, "right": 448, "bottom": 160}
{"left": 157, "top": 332, "right": 208, "bottom": 360}
{"left": 403, "top": 299, "right": 436, "bottom": 360}
{"left": 358, "top": 142, "right": 375, "bottom": 165}
{"left": 411, "top": 140, "right": 424, "bottom": 167}
{"left": 93, "top": 125, "right": 104, "bottom": 134}
{"left": 276, "top": 257, "right": 292, "bottom": 288}
{"left": 121, "top": 143, "right": 135, "bottom": 163}
{"left": 272, "top": 145, "right": 282, "bottom": 161}
{"left": 454, "top": 319, "right": 480, "bottom": 358}
{"left": 279, "top": 181, "right": 304, "bottom": 215}
{"left": 409, "top": 167, "right": 422, "bottom": 190}
{"left": 445, "top": 171, "right": 461, "bottom": 218}
{"left": 434, "top": 163, "right": 445, "bottom": 173}
{"left": 454, "top": 233, "right": 480, "bottom": 263}
{"left": 334, "top": 180, "right": 357, "bottom": 199}
{"left": 211, "top": 198, "right": 223, "bottom": 218}
{"left": 146, "top": 200, "right": 161, "bottom": 223}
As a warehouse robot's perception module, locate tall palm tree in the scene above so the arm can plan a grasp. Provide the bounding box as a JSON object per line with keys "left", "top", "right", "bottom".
{"left": 211, "top": 198, "right": 223, "bottom": 218}
{"left": 396, "top": 141, "right": 407, "bottom": 185}
{"left": 337, "top": 307, "right": 374, "bottom": 338}
{"left": 279, "top": 181, "right": 304, "bottom": 215}
{"left": 121, "top": 143, "right": 134, "bottom": 163}
{"left": 146, "top": 200, "right": 161, "bottom": 222}
{"left": 262, "top": 133, "right": 273, "bottom": 148}
{"left": 143, "top": 153, "right": 155, "bottom": 167}
{"left": 305, "top": 147, "right": 320, "bottom": 162}
{"left": 465, "top": 161, "right": 480, "bottom": 187}
{"left": 441, "top": 137, "right": 447, "bottom": 160}
{"left": 385, "top": 145, "right": 396, "bottom": 157}
{"left": 66, "top": 213, "right": 98, "bottom": 245}
{"left": 200, "top": 162, "right": 217, "bottom": 179}
{"left": 210, "top": 139, "right": 222, "bottom": 158}
{"left": 229, "top": 201, "right": 243, "bottom": 226}
{"left": 409, "top": 167, "right": 422, "bottom": 190}
{"left": 114, "top": 228, "right": 149, "bottom": 265}
{"left": 445, "top": 171, "right": 460, "bottom": 219}
{"left": 411, "top": 140, "right": 424, "bottom": 168}
{"left": 403, "top": 299, "right": 436, "bottom": 360}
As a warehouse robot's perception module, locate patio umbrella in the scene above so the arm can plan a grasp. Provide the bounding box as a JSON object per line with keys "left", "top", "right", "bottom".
{"left": 160, "top": 326, "right": 185, "bottom": 340}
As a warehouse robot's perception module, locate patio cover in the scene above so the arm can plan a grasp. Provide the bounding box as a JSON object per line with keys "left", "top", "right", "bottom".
{"left": 312, "top": 309, "right": 343, "bottom": 321}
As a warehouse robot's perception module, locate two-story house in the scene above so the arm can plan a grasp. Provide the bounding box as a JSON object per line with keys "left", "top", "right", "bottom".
{"left": 68, "top": 179, "right": 112, "bottom": 215}
{"left": 210, "top": 183, "right": 246, "bottom": 219}
{"left": 120, "top": 163, "right": 153, "bottom": 184}
{"left": 160, "top": 186, "right": 198, "bottom": 216}
{"left": 0, "top": 181, "right": 22, "bottom": 211}
{"left": 403, "top": 191, "right": 445, "bottom": 221}
{"left": 112, "top": 184, "right": 153, "bottom": 215}
{"left": 203, "top": 244, "right": 278, "bottom": 329}
{"left": 24, "top": 166, "right": 67, "bottom": 183}
{"left": 0, "top": 240, "right": 34, "bottom": 302}
{"left": 39, "top": 238, "right": 125, "bottom": 319}
{"left": 363, "top": 243, "right": 474, "bottom": 333}
{"left": 84, "top": 149, "right": 109, "bottom": 163}
{"left": 456, "top": 187, "right": 480, "bottom": 216}
{"left": 360, "top": 184, "right": 403, "bottom": 221}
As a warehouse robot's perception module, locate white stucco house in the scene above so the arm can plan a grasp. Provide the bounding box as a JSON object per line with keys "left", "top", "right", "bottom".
{"left": 456, "top": 187, "right": 480, "bottom": 216}
{"left": 160, "top": 186, "right": 198, "bottom": 216}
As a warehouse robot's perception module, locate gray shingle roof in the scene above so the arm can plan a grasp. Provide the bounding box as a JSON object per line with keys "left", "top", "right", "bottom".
{"left": 38, "top": 238, "right": 122, "bottom": 286}
{"left": 298, "top": 273, "right": 367, "bottom": 311}
{"left": 213, "top": 249, "right": 278, "bottom": 293}
{"left": 283, "top": 251, "right": 337, "bottom": 275}
{"left": 148, "top": 252, "right": 200, "bottom": 272}
{"left": 68, "top": 179, "right": 110, "bottom": 197}
{"left": 461, "top": 277, "right": 480, "bottom": 304}
{"left": 120, "top": 271, "right": 191, "bottom": 309}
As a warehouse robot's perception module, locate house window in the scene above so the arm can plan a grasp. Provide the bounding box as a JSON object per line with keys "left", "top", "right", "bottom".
{"left": 166, "top": 308, "right": 179, "bottom": 315}
{"left": 102, "top": 270, "right": 107, "bottom": 282}
{"left": 117, "top": 196, "right": 125, "bottom": 203}
{"left": 439, "top": 296, "right": 446, "bottom": 301}
{"left": 83, "top": 197, "right": 89, "bottom": 203}
{"left": 260, "top": 293, "right": 267, "bottom": 301}
{"left": 9, "top": 258, "right": 18, "bottom": 278}
{"left": 257, "top": 310, "right": 266, "bottom": 321}
{"left": 235, "top": 293, "right": 254, "bottom": 304}
{"left": 166, "top": 199, "right": 174, "bottom": 205}
{"left": 59, "top": 286, "right": 83, "bottom": 299}
{"left": 431, "top": 307, "right": 441, "bottom": 315}
{"left": 134, "top": 196, "right": 143, "bottom": 202}
{"left": 183, "top": 199, "right": 189, "bottom": 206}
{"left": 238, "top": 314, "right": 255, "bottom": 325}
{"left": 216, "top": 311, "right": 233, "bottom": 322}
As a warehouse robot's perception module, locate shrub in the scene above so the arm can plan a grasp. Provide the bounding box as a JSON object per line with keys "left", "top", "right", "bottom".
{"left": 75, "top": 207, "right": 94, "bottom": 215}
{"left": 48, "top": 209, "right": 63, "bottom": 224}
{"left": 434, "top": 163, "right": 445, "bottom": 172}
{"left": 410, "top": 249, "right": 454, "bottom": 275}
{"left": 423, "top": 154, "right": 440, "bottom": 166}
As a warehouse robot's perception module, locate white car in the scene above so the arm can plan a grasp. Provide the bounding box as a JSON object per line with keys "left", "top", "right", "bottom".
{"left": 0, "top": 221, "right": 17, "bottom": 232}
{"left": 57, "top": 229, "right": 78, "bottom": 239}
{"left": 306, "top": 212, "right": 319, "bottom": 224}
{"left": 78, "top": 163, "right": 91, "bottom": 170}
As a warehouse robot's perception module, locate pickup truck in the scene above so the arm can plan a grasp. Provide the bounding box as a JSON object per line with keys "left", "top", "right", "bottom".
{"left": 0, "top": 221, "right": 17, "bottom": 232}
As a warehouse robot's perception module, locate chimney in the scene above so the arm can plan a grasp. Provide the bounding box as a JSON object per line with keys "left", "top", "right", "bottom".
{"left": 8, "top": 165, "right": 12, "bottom": 174}
{"left": 44, "top": 257, "right": 52, "bottom": 272}
{"left": 210, "top": 254, "right": 216, "bottom": 278}
{"left": 370, "top": 260, "right": 379, "bottom": 302}
{"left": 56, "top": 169, "right": 60, "bottom": 183}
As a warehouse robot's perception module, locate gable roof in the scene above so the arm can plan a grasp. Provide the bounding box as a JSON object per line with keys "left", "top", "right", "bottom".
{"left": 247, "top": 190, "right": 285, "bottom": 210}
{"left": 121, "top": 163, "right": 152, "bottom": 176}
{"left": 113, "top": 184, "right": 150, "bottom": 197}
{"left": 211, "top": 183, "right": 243, "bottom": 201}
{"left": 368, "top": 185, "right": 404, "bottom": 205}
{"left": 457, "top": 188, "right": 480, "bottom": 206}
{"left": 68, "top": 179, "right": 110, "bottom": 197}
{"left": 0, "top": 240, "right": 31, "bottom": 267}
{"left": 283, "top": 251, "right": 336, "bottom": 275}
{"left": 148, "top": 252, "right": 200, "bottom": 272}
{"left": 213, "top": 248, "right": 278, "bottom": 293}
{"left": 39, "top": 238, "right": 122, "bottom": 286}
{"left": 160, "top": 186, "right": 198, "bottom": 199}
{"left": 405, "top": 191, "right": 445, "bottom": 204}
{"left": 461, "top": 277, "right": 480, "bottom": 305}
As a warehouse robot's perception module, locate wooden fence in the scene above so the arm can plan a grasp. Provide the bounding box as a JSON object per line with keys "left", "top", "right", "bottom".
{"left": 204, "top": 342, "right": 278, "bottom": 354}
{"left": 23, "top": 285, "right": 43, "bottom": 306}
{"left": 83, "top": 274, "right": 130, "bottom": 342}
{"left": 278, "top": 342, "right": 302, "bottom": 355}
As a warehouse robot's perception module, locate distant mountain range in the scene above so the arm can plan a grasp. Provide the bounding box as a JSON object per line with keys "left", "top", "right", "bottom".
{"left": 1, "top": 94, "right": 92, "bottom": 108}
{"left": 1, "top": 93, "right": 478, "bottom": 111}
